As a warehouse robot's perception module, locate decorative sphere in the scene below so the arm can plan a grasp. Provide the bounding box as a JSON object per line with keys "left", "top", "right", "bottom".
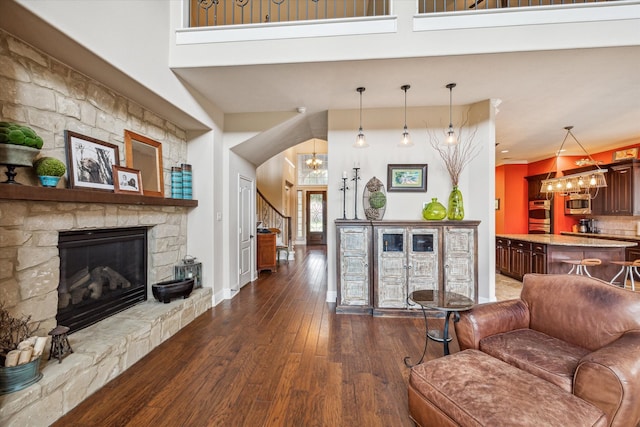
{"left": 369, "top": 191, "right": 387, "bottom": 209}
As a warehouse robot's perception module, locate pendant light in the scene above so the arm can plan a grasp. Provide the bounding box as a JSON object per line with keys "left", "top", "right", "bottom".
{"left": 445, "top": 83, "right": 458, "bottom": 145}
{"left": 305, "top": 139, "right": 323, "bottom": 170}
{"left": 398, "top": 84, "right": 413, "bottom": 147}
{"left": 539, "top": 126, "right": 607, "bottom": 198}
{"left": 354, "top": 87, "right": 368, "bottom": 148}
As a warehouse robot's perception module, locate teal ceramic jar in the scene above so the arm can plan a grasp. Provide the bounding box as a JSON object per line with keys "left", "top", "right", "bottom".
{"left": 422, "top": 198, "right": 447, "bottom": 220}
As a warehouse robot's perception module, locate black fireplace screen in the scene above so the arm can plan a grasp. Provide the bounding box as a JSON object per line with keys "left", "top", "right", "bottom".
{"left": 57, "top": 227, "right": 147, "bottom": 333}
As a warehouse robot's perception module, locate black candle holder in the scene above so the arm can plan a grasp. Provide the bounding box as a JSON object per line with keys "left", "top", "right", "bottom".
{"left": 340, "top": 177, "right": 349, "bottom": 220}
{"left": 352, "top": 167, "right": 361, "bottom": 220}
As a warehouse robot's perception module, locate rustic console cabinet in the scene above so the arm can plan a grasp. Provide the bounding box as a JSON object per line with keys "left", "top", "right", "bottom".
{"left": 336, "top": 220, "right": 479, "bottom": 316}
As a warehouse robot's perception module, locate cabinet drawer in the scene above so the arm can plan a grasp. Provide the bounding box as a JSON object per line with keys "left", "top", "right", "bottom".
{"left": 496, "top": 238, "right": 509, "bottom": 246}
{"left": 511, "top": 241, "right": 532, "bottom": 251}
{"left": 532, "top": 244, "right": 546, "bottom": 254}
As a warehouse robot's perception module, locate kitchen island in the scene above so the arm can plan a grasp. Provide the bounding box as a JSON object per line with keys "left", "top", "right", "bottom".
{"left": 496, "top": 234, "right": 637, "bottom": 282}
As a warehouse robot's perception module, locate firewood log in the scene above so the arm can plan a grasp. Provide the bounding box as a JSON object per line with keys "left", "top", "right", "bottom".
{"left": 5, "top": 350, "right": 20, "bottom": 367}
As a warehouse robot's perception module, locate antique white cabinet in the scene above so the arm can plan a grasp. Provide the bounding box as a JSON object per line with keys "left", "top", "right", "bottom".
{"left": 336, "top": 221, "right": 372, "bottom": 314}
{"left": 375, "top": 226, "right": 439, "bottom": 310}
{"left": 336, "top": 220, "right": 479, "bottom": 316}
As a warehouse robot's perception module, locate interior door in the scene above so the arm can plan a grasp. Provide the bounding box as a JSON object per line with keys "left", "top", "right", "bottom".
{"left": 238, "top": 175, "right": 253, "bottom": 288}
{"left": 306, "top": 191, "right": 327, "bottom": 245}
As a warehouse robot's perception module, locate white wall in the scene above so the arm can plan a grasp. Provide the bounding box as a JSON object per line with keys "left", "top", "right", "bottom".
{"left": 327, "top": 102, "right": 495, "bottom": 303}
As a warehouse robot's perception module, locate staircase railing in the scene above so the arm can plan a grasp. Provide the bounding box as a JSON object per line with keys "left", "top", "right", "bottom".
{"left": 257, "top": 189, "right": 292, "bottom": 249}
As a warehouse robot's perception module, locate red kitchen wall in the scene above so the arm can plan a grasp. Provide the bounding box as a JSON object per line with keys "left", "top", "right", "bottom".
{"left": 497, "top": 142, "right": 640, "bottom": 236}
{"left": 495, "top": 164, "right": 528, "bottom": 234}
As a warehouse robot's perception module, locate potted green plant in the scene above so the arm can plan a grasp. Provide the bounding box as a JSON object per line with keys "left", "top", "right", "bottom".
{"left": 0, "top": 122, "right": 44, "bottom": 184}
{"left": 33, "top": 157, "right": 66, "bottom": 187}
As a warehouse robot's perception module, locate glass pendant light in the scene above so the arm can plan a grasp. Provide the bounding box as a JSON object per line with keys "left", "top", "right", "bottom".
{"left": 398, "top": 84, "right": 413, "bottom": 147}
{"left": 445, "top": 83, "right": 458, "bottom": 145}
{"left": 354, "top": 87, "right": 368, "bottom": 148}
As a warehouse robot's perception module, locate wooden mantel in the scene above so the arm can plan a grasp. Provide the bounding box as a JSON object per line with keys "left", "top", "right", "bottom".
{"left": 0, "top": 184, "right": 198, "bottom": 207}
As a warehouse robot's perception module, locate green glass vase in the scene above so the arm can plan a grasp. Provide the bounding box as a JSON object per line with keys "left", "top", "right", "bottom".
{"left": 422, "top": 198, "right": 447, "bottom": 220}
{"left": 447, "top": 185, "right": 465, "bottom": 220}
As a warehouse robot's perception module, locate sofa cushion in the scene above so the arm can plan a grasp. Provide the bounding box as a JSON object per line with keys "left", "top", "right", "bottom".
{"left": 479, "top": 328, "right": 590, "bottom": 392}
{"left": 521, "top": 274, "right": 640, "bottom": 351}
{"left": 408, "top": 349, "right": 607, "bottom": 427}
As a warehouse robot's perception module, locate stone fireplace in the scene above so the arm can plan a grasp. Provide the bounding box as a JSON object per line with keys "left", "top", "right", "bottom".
{"left": 0, "top": 195, "right": 211, "bottom": 426}
{"left": 57, "top": 227, "right": 148, "bottom": 333}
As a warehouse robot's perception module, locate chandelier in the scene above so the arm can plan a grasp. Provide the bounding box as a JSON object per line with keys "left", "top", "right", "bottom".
{"left": 305, "top": 139, "right": 323, "bottom": 170}
{"left": 540, "top": 126, "right": 607, "bottom": 198}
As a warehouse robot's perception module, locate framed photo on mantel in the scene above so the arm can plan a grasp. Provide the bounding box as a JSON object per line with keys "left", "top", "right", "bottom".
{"left": 65, "top": 130, "right": 119, "bottom": 191}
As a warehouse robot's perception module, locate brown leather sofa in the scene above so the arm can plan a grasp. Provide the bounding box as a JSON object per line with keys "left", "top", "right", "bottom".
{"left": 450, "top": 274, "right": 640, "bottom": 427}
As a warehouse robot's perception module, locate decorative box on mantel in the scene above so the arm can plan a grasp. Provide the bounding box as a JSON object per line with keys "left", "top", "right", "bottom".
{"left": 174, "top": 256, "right": 202, "bottom": 289}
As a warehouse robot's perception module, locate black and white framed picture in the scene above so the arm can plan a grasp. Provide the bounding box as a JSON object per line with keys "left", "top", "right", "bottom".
{"left": 65, "top": 130, "right": 119, "bottom": 191}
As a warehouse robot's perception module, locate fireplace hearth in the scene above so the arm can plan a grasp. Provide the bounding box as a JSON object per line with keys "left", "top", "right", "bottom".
{"left": 57, "top": 227, "right": 148, "bottom": 333}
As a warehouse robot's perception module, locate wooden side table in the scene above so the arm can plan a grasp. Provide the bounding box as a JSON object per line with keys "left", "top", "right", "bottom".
{"left": 257, "top": 232, "right": 277, "bottom": 273}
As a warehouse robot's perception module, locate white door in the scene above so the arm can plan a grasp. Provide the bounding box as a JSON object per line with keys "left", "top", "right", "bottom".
{"left": 238, "top": 175, "right": 253, "bottom": 288}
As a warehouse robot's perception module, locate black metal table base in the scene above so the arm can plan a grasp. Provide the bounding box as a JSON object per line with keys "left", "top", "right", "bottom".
{"left": 404, "top": 308, "right": 461, "bottom": 367}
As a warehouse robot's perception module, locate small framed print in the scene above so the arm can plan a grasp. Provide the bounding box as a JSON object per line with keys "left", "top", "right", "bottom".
{"left": 387, "top": 164, "right": 428, "bottom": 192}
{"left": 495, "top": 199, "right": 500, "bottom": 210}
{"left": 613, "top": 147, "right": 638, "bottom": 162}
{"left": 112, "top": 165, "right": 143, "bottom": 195}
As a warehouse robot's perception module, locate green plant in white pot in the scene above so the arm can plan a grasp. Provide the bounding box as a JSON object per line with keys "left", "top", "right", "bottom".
{"left": 0, "top": 122, "right": 44, "bottom": 184}
{"left": 33, "top": 157, "right": 66, "bottom": 187}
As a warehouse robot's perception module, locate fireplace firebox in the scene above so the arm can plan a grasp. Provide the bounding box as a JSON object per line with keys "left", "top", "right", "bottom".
{"left": 57, "top": 227, "right": 147, "bottom": 333}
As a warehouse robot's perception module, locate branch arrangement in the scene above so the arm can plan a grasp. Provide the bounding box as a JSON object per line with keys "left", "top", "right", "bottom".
{"left": 428, "top": 116, "right": 481, "bottom": 187}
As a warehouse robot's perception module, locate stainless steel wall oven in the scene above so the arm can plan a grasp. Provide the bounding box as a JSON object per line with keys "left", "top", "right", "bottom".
{"left": 528, "top": 200, "right": 552, "bottom": 234}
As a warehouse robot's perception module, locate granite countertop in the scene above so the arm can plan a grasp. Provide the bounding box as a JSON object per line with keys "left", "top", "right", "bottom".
{"left": 496, "top": 234, "right": 637, "bottom": 248}
{"left": 560, "top": 231, "right": 640, "bottom": 242}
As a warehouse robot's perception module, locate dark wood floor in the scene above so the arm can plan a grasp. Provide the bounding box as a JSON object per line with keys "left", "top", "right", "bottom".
{"left": 54, "top": 245, "right": 455, "bottom": 427}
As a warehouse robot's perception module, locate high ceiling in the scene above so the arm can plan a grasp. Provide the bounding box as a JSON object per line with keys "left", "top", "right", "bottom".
{"left": 173, "top": 45, "right": 640, "bottom": 165}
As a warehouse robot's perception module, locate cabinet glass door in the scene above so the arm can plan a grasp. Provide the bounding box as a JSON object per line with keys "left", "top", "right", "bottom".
{"left": 407, "top": 228, "right": 439, "bottom": 306}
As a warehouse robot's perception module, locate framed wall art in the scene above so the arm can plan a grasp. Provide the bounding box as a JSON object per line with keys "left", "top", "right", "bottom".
{"left": 124, "top": 130, "right": 164, "bottom": 197}
{"left": 65, "top": 130, "right": 119, "bottom": 191}
{"left": 613, "top": 147, "right": 638, "bottom": 162}
{"left": 113, "top": 165, "right": 143, "bottom": 195}
{"left": 387, "top": 164, "right": 428, "bottom": 192}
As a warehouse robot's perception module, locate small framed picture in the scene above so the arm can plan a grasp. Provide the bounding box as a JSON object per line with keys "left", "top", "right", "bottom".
{"left": 112, "top": 165, "right": 143, "bottom": 195}
{"left": 495, "top": 199, "right": 500, "bottom": 210}
{"left": 387, "top": 164, "right": 428, "bottom": 192}
{"left": 65, "top": 130, "right": 120, "bottom": 191}
{"left": 613, "top": 147, "right": 638, "bottom": 162}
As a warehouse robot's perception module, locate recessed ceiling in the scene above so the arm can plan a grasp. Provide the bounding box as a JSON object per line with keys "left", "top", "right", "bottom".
{"left": 173, "top": 46, "right": 640, "bottom": 165}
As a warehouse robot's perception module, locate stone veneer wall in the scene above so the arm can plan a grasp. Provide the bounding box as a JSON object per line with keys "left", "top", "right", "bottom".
{"left": 0, "top": 29, "right": 191, "bottom": 322}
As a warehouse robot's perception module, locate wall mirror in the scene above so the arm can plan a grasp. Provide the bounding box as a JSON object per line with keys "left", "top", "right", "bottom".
{"left": 124, "top": 130, "right": 164, "bottom": 197}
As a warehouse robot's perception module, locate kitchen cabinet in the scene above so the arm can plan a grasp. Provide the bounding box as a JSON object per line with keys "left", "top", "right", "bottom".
{"left": 604, "top": 162, "right": 640, "bottom": 215}
{"left": 531, "top": 243, "right": 547, "bottom": 274}
{"left": 526, "top": 173, "right": 554, "bottom": 201}
{"left": 508, "top": 240, "right": 532, "bottom": 281}
{"left": 496, "top": 237, "right": 510, "bottom": 274}
{"left": 336, "top": 222, "right": 372, "bottom": 314}
{"left": 497, "top": 239, "right": 545, "bottom": 279}
{"left": 336, "top": 220, "right": 479, "bottom": 316}
{"left": 257, "top": 232, "right": 277, "bottom": 273}
{"left": 565, "top": 160, "right": 640, "bottom": 216}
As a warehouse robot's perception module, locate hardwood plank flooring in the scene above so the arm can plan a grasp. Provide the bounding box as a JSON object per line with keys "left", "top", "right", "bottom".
{"left": 53, "top": 245, "right": 455, "bottom": 427}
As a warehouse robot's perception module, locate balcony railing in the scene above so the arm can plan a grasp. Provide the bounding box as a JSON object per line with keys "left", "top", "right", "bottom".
{"left": 189, "top": 0, "right": 619, "bottom": 27}
{"left": 190, "top": 0, "right": 388, "bottom": 27}
{"left": 419, "top": 0, "right": 615, "bottom": 13}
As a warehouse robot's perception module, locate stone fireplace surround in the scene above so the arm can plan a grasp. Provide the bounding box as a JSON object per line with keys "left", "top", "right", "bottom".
{"left": 0, "top": 195, "right": 212, "bottom": 426}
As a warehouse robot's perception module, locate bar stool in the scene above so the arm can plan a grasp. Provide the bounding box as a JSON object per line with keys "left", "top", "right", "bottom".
{"left": 562, "top": 258, "right": 601, "bottom": 277}
{"left": 609, "top": 260, "right": 640, "bottom": 291}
